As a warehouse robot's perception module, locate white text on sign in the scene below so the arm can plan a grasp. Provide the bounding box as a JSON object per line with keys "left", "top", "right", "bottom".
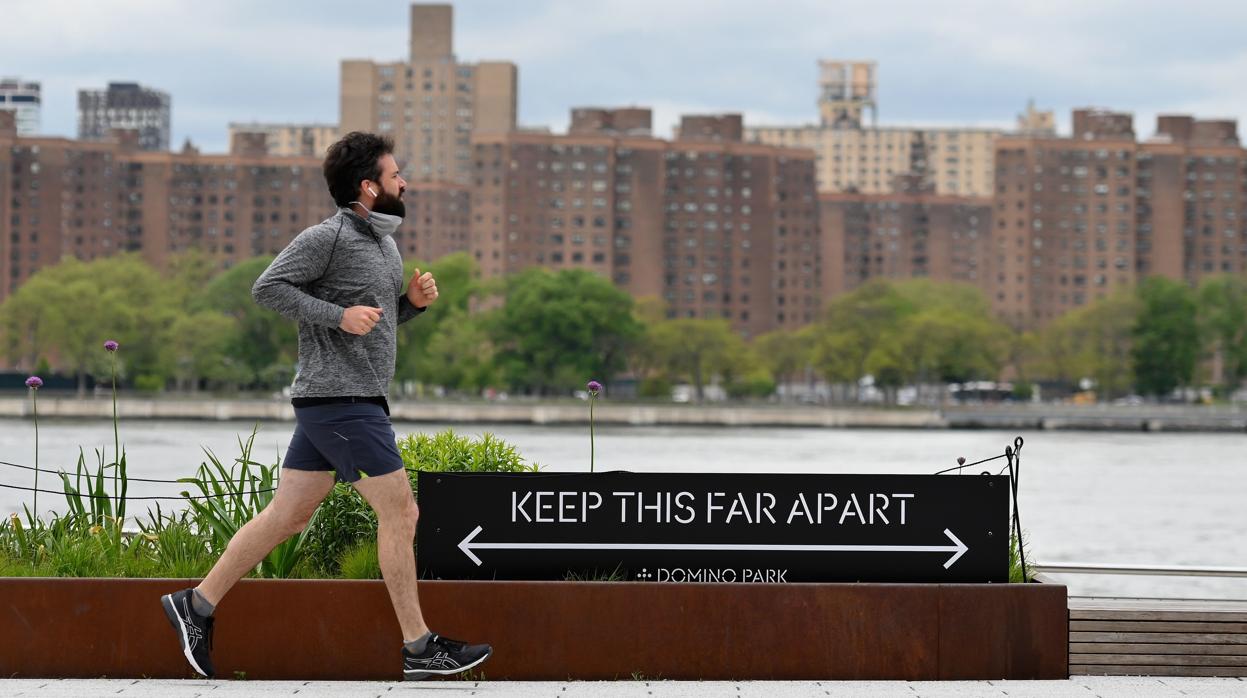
{"left": 510, "top": 490, "right": 915, "bottom": 526}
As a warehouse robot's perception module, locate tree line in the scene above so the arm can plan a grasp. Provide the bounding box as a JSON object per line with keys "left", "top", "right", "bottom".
{"left": 1, "top": 252, "right": 1243, "bottom": 402}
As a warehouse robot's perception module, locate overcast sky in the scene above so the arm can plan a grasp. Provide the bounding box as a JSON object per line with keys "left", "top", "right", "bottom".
{"left": 7, "top": 0, "right": 1247, "bottom": 153}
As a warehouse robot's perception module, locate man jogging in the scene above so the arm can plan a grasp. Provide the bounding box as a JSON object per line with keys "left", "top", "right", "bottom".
{"left": 160, "top": 132, "right": 491, "bottom": 681}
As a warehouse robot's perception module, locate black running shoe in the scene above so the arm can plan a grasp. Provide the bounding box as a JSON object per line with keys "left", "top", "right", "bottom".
{"left": 160, "top": 588, "right": 215, "bottom": 678}
{"left": 402, "top": 633, "right": 492, "bottom": 680}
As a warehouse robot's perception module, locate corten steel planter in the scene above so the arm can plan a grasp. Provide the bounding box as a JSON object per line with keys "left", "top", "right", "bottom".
{"left": 0, "top": 578, "right": 1067, "bottom": 681}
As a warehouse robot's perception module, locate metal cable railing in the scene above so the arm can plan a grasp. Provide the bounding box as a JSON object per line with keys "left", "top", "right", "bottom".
{"left": 1034, "top": 562, "right": 1247, "bottom": 579}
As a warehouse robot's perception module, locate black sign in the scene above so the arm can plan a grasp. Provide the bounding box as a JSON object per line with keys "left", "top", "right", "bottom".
{"left": 416, "top": 472, "right": 1009, "bottom": 583}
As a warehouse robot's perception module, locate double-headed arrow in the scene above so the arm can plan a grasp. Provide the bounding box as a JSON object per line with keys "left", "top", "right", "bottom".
{"left": 457, "top": 526, "right": 970, "bottom": 569}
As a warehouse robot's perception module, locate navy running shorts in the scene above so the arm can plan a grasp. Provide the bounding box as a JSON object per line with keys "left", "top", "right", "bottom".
{"left": 283, "top": 402, "right": 406, "bottom": 483}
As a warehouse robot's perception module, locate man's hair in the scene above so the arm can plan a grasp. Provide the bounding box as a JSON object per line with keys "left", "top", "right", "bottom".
{"left": 322, "top": 132, "right": 395, "bottom": 207}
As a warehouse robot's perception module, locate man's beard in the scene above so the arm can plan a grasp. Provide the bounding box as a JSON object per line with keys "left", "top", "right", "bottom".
{"left": 372, "top": 188, "right": 406, "bottom": 217}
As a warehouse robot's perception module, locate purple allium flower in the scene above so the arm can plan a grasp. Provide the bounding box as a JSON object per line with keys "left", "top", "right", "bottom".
{"left": 25, "top": 376, "right": 43, "bottom": 389}
{"left": 103, "top": 340, "right": 119, "bottom": 352}
{"left": 587, "top": 380, "right": 602, "bottom": 393}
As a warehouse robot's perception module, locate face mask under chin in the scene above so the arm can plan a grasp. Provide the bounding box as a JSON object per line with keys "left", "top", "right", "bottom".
{"left": 366, "top": 211, "right": 403, "bottom": 237}
{"left": 349, "top": 188, "right": 405, "bottom": 236}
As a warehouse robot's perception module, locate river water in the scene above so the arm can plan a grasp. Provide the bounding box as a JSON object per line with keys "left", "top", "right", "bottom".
{"left": 1, "top": 417, "right": 1243, "bottom": 600}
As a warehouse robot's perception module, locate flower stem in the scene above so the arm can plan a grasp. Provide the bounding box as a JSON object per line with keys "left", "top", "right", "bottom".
{"left": 111, "top": 353, "right": 119, "bottom": 516}
{"left": 31, "top": 390, "right": 38, "bottom": 516}
{"left": 589, "top": 396, "right": 595, "bottom": 474}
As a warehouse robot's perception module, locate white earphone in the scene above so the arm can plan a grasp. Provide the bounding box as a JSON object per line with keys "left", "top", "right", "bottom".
{"left": 367, "top": 186, "right": 377, "bottom": 197}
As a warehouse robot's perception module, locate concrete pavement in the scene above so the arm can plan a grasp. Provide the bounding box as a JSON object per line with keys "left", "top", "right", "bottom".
{"left": 0, "top": 677, "right": 1245, "bottom": 698}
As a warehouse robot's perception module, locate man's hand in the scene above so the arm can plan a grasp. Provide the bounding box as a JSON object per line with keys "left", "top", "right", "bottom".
{"left": 406, "top": 268, "right": 439, "bottom": 308}
{"left": 340, "top": 305, "right": 382, "bottom": 335}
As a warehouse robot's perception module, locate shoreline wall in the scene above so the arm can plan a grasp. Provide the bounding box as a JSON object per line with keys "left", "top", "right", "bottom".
{"left": 0, "top": 398, "right": 1244, "bottom": 432}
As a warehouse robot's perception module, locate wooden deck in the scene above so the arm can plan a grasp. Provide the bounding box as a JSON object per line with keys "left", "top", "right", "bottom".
{"left": 1069, "top": 596, "right": 1247, "bottom": 677}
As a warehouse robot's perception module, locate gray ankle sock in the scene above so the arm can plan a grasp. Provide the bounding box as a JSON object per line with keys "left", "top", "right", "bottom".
{"left": 191, "top": 588, "right": 215, "bottom": 617}
{"left": 404, "top": 632, "right": 432, "bottom": 655}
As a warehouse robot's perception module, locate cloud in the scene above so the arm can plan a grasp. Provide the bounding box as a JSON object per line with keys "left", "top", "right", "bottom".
{"left": 7, "top": 0, "right": 1247, "bottom": 152}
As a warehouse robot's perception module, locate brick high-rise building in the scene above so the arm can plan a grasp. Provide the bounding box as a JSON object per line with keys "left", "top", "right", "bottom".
{"left": 992, "top": 109, "right": 1247, "bottom": 328}
{"left": 820, "top": 182, "right": 993, "bottom": 297}
{"left": 78, "top": 82, "right": 172, "bottom": 152}
{"left": 748, "top": 61, "right": 1045, "bottom": 197}
{"left": 227, "top": 122, "right": 340, "bottom": 158}
{"left": 340, "top": 3, "right": 517, "bottom": 185}
{"left": 0, "top": 119, "right": 473, "bottom": 303}
{"left": 0, "top": 119, "right": 338, "bottom": 299}
{"left": 569, "top": 107, "right": 652, "bottom": 137}
{"left": 470, "top": 109, "right": 819, "bottom": 336}
{"left": 991, "top": 109, "right": 1140, "bottom": 327}
{"left": 1143, "top": 115, "right": 1246, "bottom": 283}
{"left": 396, "top": 182, "right": 471, "bottom": 262}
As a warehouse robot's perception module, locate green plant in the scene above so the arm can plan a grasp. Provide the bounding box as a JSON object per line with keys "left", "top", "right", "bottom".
{"left": 179, "top": 428, "right": 309, "bottom": 578}
{"left": 57, "top": 447, "right": 129, "bottom": 561}
{"left": 57, "top": 449, "right": 123, "bottom": 525}
{"left": 338, "top": 538, "right": 381, "bottom": 580}
{"left": 136, "top": 506, "right": 215, "bottom": 579}
{"left": 301, "top": 429, "right": 538, "bottom": 575}
{"left": 1009, "top": 529, "right": 1032, "bottom": 583}
{"left": 454, "top": 668, "right": 487, "bottom": 682}
{"left": 1, "top": 428, "right": 542, "bottom": 580}
{"left": 1, "top": 514, "right": 28, "bottom": 560}
{"left": 25, "top": 376, "right": 43, "bottom": 518}
{"left": 54, "top": 341, "right": 131, "bottom": 547}
{"left": 564, "top": 563, "right": 625, "bottom": 582}
{"left": 300, "top": 483, "right": 376, "bottom": 577}
{"left": 26, "top": 513, "right": 154, "bottom": 578}
{"left": 586, "top": 380, "right": 601, "bottom": 472}
{"left": 0, "top": 550, "right": 53, "bottom": 577}
{"left": 397, "top": 430, "right": 540, "bottom": 476}
{"left": 0, "top": 513, "right": 52, "bottom": 574}
{"left": 104, "top": 340, "right": 125, "bottom": 523}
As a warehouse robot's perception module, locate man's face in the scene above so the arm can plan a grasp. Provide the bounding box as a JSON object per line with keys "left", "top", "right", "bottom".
{"left": 368, "top": 154, "right": 407, "bottom": 217}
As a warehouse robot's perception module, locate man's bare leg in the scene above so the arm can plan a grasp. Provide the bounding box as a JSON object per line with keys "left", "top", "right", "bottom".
{"left": 196, "top": 469, "right": 335, "bottom": 605}
{"left": 352, "top": 468, "right": 429, "bottom": 641}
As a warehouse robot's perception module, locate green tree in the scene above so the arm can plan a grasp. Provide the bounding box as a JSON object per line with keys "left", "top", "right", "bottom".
{"left": 0, "top": 255, "right": 173, "bottom": 394}
{"left": 1132, "top": 277, "right": 1199, "bottom": 398}
{"left": 395, "top": 252, "right": 480, "bottom": 387}
{"left": 894, "top": 308, "right": 1011, "bottom": 390}
{"left": 167, "top": 311, "right": 250, "bottom": 391}
{"left": 1077, "top": 292, "right": 1139, "bottom": 399}
{"left": 809, "top": 280, "right": 1009, "bottom": 403}
{"left": 752, "top": 327, "right": 815, "bottom": 395}
{"left": 1028, "top": 315, "right": 1082, "bottom": 388}
{"left": 864, "top": 339, "right": 907, "bottom": 404}
{"left": 490, "top": 268, "right": 642, "bottom": 395}
{"left": 644, "top": 318, "right": 750, "bottom": 402}
{"left": 809, "top": 281, "right": 911, "bottom": 400}
{"left": 420, "top": 315, "right": 499, "bottom": 393}
{"left": 198, "top": 256, "right": 296, "bottom": 388}
{"left": 165, "top": 250, "right": 219, "bottom": 307}
{"left": 1009, "top": 331, "right": 1040, "bottom": 392}
{"left": 0, "top": 269, "right": 60, "bottom": 371}
{"left": 1197, "top": 275, "right": 1247, "bottom": 396}
{"left": 896, "top": 281, "right": 1013, "bottom": 394}
{"left": 1027, "top": 292, "right": 1139, "bottom": 399}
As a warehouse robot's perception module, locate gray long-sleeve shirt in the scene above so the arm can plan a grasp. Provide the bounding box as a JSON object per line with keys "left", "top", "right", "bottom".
{"left": 252, "top": 208, "right": 424, "bottom": 398}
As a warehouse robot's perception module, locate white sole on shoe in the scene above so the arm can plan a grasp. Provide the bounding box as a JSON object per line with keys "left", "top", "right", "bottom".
{"left": 161, "top": 593, "right": 209, "bottom": 678}
{"left": 403, "top": 647, "right": 492, "bottom": 681}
